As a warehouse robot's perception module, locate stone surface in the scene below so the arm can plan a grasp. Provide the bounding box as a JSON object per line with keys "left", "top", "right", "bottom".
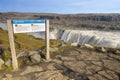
{"left": 91, "top": 61, "right": 103, "bottom": 66}
{"left": 12, "top": 77, "right": 30, "bottom": 80}
{"left": 84, "top": 44, "right": 94, "bottom": 49}
{"left": 64, "top": 61, "right": 87, "bottom": 74}
{"left": 106, "top": 70, "right": 119, "bottom": 80}
{"left": 50, "top": 47, "right": 58, "bottom": 52}
{"left": 20, "top": 66, "right": 43, "bottom": 75}
{"left": 71, "top": 43, "right": 78, "bottom": 46}
{"left": 35, "top": 71, "right": 63, "bottom": 80}
{"left": 96, "top": 47, "right": 106, "bottom": 53}
{"left": 76, "top": 51, "right": 107, "bottom": 61}
{"left": 5, "top": 59, "right": 11, "bottom": 67}
{"left": 5, "top": 74, "right": 13, "bottom": 78}
{"left": 115, "top": 50, "right": 120, "bottom": 55}
{"left": 61, "top": 56, "right": 76, "bottom": 61}
{"left": 29, "top": 53, "right": 41, "bottom": 62}
{"left": 86, "top": 65, "right": 102, "bottom": 74}
{"left": 98, "top": 71, "right": 113, "bottom": 80}
{"left": 1, "top": 47, "right": 120, "bottom": 80}
{"left": 109, "top": 53, "right": 120, "bottom": 61}
{"left": 0, "top": 58, "right": 4, "bottom": 69}
{"left": 58, "top": 41, "right": 66, "bottom": 48}
{"left": 55, "top": 55, "right": 62, "bottom": 60}
{"left": 29, "top": 51, "right": 39, "bottom": 56}
{"left": 94, "top": 74, "right": 108, "bottom": 80}
{"left": 88, "top": 76, "right": 97, "bottom": 80}
{"left": 17, "top": 52, "right": 27, "bottom": 59}
{"left": 103, "top": 60, "right": 120, "bottom": 73}
{"left": 69, "top": 50, "right": 80, "bottom": 56}
{"left": 2, "top": 74, "right": 13, "bottom": 80}
{"left": 11, "top": 75, "right": 34, "bottom": 80}
{"left": 47, "top": 63, "right": 56, "bottom": 70}
{"left": 52, "top": 59, "right": 62, "bottom": 64}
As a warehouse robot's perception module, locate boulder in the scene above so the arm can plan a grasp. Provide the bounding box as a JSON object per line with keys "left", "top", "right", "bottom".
{"left": 71, "top": 43, "right": 78, "bottom": 47}
{"left": 29, "top": 53, "right": 41, "bottom": 63}
{"left": 84, "top": 44, "right": 94, "bottom": 49}
{"left": 101, "top": 47, "right": 106, "bottom": 52}
{"left": 29, "top": 51, "right": 39, "bottom": 56}
{"left": 96, "top": 47, "right": 106, "bottom": 53}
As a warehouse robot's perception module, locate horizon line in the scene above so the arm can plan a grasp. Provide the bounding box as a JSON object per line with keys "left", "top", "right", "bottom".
{"left": 0, "top": 11, "right": 120, "bottom": 15}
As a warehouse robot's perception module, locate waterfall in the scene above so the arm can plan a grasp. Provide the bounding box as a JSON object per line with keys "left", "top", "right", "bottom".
{"left": 0, "top": 23, "right": 120, "bottom": 47}
{"left": 57, "top": 30, "right": 120, "bottom": 47}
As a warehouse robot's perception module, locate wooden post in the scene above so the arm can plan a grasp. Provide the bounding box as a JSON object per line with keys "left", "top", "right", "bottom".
{"left": 45, "top": 20, "right": 50, "bottom": 60}
{"left": 7, "top": 20, "right": 18, "bottom": 70}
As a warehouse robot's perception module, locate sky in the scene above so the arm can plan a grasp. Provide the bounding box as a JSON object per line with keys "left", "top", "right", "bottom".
{"left": 0, "top": 0, "right": 120, "bottom": 14}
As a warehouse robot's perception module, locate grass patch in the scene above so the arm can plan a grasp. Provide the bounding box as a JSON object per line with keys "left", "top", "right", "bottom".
{"left": 0, "top": 29, "right": 61, "bottom": 61}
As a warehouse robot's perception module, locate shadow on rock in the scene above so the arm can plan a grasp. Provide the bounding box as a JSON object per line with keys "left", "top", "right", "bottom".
{"left": 54, "top": 63, "right": 89, "bottom": 80}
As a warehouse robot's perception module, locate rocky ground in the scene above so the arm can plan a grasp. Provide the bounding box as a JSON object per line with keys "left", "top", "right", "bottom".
{"left": 0, "top": 46, "right": 120, "bottom": 80}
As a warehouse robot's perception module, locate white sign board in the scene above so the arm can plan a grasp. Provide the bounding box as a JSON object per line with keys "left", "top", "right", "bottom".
{"left": 12, "top": 20, "right": 45, "bottom": 33}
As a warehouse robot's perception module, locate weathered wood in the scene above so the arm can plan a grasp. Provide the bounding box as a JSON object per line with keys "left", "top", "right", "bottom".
{"left": 45, "top": 20, "right": 50, "bottom": 60}
{"left": 7, "top": 20, "right": 18, "bottom": 70}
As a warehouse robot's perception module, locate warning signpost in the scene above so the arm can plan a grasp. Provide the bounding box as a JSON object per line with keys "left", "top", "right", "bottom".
{"left": 7, "top": 20, "right": 50, "bottom": 70}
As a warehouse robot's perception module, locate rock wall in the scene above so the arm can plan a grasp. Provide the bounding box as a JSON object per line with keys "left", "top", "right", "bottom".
{"left": 1, "top": 13, "right": 120, "bottom": 30}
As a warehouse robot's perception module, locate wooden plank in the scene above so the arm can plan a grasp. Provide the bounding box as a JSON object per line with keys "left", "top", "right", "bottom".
{"left": 7, "top": 20, "right": 18, "bottom": 70}
{"left": 45, "top": 20, "right": 50, "bottom": 60}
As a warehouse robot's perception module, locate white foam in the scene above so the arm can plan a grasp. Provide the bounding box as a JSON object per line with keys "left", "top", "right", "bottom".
{"left": 57, "top": 30, "right": 120, "bottom": 47}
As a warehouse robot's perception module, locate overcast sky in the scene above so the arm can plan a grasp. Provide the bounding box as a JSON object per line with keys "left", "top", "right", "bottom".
{"left": 0, "top": 0, "right": 120, "bottom": 14}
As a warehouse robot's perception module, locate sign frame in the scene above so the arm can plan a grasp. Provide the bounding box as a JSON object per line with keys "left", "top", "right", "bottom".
{"left": 7, "top": 19, "right": 50, "bottom": 70}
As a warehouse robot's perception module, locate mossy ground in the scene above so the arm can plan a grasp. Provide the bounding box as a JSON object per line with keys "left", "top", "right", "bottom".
{"left": 0, "top": 29, "right": 61, "bottom": 62}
